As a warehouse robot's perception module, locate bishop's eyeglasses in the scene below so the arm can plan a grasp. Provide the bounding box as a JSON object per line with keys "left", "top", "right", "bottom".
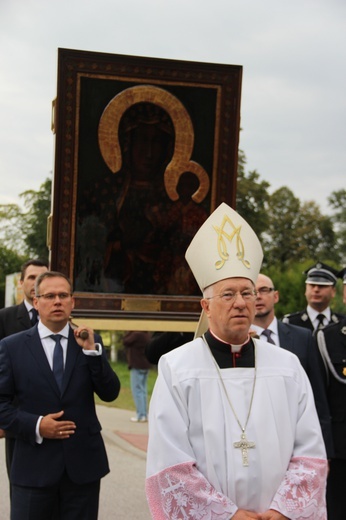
{"left": 206, "top": 289, "right": 258, "bottom": 303}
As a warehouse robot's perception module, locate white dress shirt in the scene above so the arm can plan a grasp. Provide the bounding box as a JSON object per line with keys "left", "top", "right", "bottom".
{"left": 35, "top": 322, "right": 102, "bottom": 443}
{"left": 307, "top": 305, "right": 331, "bottom": 330}
{"left": 251, "top": 317, "right": 280, "bottom": 346}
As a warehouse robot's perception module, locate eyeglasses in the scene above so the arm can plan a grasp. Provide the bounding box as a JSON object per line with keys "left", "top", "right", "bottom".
{"left": 207, "top": 290, "right": 257, "bottom": 303}
{"left": 257, "top": 287, "right": 275, "bottom": 295}
{"left": 36, "top": 293, "right": 72, "bottom": 301}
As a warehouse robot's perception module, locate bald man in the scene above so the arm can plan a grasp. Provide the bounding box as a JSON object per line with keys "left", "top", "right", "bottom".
{"left": 252, "top": 273, "right": 333, "bottom": 457}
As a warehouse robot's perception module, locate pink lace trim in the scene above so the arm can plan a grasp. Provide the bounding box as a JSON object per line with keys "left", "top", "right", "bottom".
{"left": 270, "top": 457, "right": 327, "bottom": 519}
{"left": 146, "top": 461, "right": 236, "bottom": 519}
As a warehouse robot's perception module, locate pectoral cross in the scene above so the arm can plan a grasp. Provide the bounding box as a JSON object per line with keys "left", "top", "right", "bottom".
{"left": 233, "top": 432, "right": 255, "bottom": 466}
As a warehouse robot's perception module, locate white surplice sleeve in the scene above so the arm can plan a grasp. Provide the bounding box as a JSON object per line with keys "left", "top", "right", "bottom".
{"left": 270, "top": 457, "right": 327, "bottom": 519}
{"left": 145, "top": 354, "right": 237, "bottom": 519}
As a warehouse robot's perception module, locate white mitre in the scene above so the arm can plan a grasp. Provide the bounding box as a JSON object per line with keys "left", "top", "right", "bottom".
{"left": 185, "top": 202, "right": 263, "bottom": 336}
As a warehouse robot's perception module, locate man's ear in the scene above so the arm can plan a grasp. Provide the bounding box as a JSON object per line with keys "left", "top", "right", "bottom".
{"left": 200, "top": 298, "right": 210, "bottom": 315}
{"left": 274, "top": 290, "right": 280, "bottom": 304}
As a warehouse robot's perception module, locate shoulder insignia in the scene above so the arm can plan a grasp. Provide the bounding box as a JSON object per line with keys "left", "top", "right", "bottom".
{"left": 342, "top": 326, "right": 346, "bottom": 335}
{"left": 331, "top": 314, "right": 340, "bottom": 324}
{"left": 283, "top": 311, "right": 301, "bottom": 319}
{"left": 301, "top": 313, "right": 308, "bottom": 322}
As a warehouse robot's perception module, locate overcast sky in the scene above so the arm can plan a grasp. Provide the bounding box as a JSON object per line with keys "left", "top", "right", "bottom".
{"left": 0, "top": 0, "right": 345, "bottom": 214}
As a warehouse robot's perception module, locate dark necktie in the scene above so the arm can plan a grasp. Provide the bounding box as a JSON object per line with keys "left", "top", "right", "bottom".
{"left": 261, "top": 329, "right": 276, "bottom": 345}
{"left": 316, "top": 314, "right": 325, "bottom": 330}
{"left": 51, "top": 334, "right": 64, "bottom": 390}
{"left": 30, "top": 308, "right": 38, "bottom": 326}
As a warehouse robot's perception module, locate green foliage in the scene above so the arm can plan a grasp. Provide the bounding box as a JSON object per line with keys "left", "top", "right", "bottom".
{"left": 236, "top": 155, "right": 339, "bottom": 270}
{"left": 264, "top": 261, "right": 310, "bottom": 318}
{"left": 261, "top": 187, "right": 338, "bottom": 269}
{"left": 298, "top": 201, "right": 336, "bottom": 261}
{"left": 264, "top": 187, "right": 301, "bottom": 266}
{"left": 236, "top": 150, "right": 270, "bottom": 239}
{"left": 0, "top": 176, "right": 51, "bottom": 260}
{"left": 0, "top": 204, "right": 25, "bottom": 253}
{"left": 328, "top": 189, "right": 346, "bottom": 263}
{"left": 21, "top": 178, "right": 52, "bottom": 259}
{"left": 0, "top": 246, "right": 25, "bottom": 307}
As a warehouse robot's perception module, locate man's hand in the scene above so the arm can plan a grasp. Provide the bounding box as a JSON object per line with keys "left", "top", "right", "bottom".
{"left": 232, "top": 510, "right": 261, "bottom": 519}
{"left": 0, "top": 428, "right": 5, "bottom": 439}
{"left": 259, "top": 510, "right": 289, "bottom": 520}
{"left": 73, "top": 326, "right": 97, "bottom": 351}
{"left": 232, "top": 509, "right": 288, "bottom": 519}
{"left": 39, "top": 410, "right": 76, "bottom": 440}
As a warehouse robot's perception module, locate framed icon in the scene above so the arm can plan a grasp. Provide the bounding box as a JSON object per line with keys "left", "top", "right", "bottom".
{"left": 50, "top": 48, "right": 242, "bottom": 322}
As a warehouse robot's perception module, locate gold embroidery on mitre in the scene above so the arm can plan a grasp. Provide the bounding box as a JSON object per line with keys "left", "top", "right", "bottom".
{"left": 213, "top": 215, "right": 251, "bottom": 270}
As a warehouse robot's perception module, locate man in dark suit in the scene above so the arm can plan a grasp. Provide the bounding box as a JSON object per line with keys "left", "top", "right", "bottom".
{"left": 282, "top": 261, "right": 344, "bottom": 332}
{"left": 252, "top": 273, "right": 333, "bottom": 458}
{"left": 0, "top": 258, "right": 49, "bottom": 339}
{"left": 145, "top": 331, "right": 194, "bottom": 365}
{"left": 317, "top": 267, "right": 346, "bottom": 520}
{"left": 0, "top": 258, "right": 49, "bottom": 483}
{"left": 0, "top": 271, "right": 121, "bottom": 520}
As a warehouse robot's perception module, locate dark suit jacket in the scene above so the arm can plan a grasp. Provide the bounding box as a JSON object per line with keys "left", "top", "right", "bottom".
{"left": 0, "top": 301, "right": 32, "bottom": 340}
{"left": 145, "top": 331, "right": 194, "bottom": 365}
{"left": 317, "top": 318, "right": 346, "bottom": 460}
{"left": 0, "top": 301, "right": 33, "bottom": 446}
{"left": 0, "top": 325, "right": 120, "bottom": 487}
{"left": 277, "top": 321, "right": 333, "bottom": 457}
{"left": 282, "top": 308, "right": 345, "bottom": 332}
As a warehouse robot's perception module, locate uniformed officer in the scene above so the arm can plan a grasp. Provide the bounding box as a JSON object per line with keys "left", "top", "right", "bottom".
{"left": 317, "top": 267, "right": 346, "bottom": 520}
{"left": 283, "top": 261, "right": 344, "bottom": 332}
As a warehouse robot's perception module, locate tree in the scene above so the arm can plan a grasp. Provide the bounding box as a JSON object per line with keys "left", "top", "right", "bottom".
{"left": 236, "top": 149, "right": 270, "bottom": 239}
{"left": 0, "top": 245, "right": 25, "bottom": 307}
{"left": 263, "top": 187, "right": 337, "bottom": 268}
{"left": 263, "top": 187, "right": 302, "bottom": 266}
{"left": 21, "top": 177, "right": 52, "bottom": 259}
{"left": 0, "top": 176, "right": 51, "bottom": 260}
{"left": 296, "top": 201, "right": 336, "bottom": 261}
{"left": 328, "top": 189, "right": 346, "bottom": 263}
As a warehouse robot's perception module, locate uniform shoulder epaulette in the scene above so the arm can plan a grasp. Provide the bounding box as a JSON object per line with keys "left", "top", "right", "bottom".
{"left": 331, "top": 312, "right": 346, "bottom": 322}
{"left": 283, "top": 311, "right": 302, "bottom": 319}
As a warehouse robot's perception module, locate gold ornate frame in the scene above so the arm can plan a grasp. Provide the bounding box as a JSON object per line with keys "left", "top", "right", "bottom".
{"left": 50, "top": 48, "right": 242, "bottom": 322}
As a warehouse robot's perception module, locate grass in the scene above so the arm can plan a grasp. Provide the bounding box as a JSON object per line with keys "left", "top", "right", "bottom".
{"left": 95, "top": 361, "right": 158, "bottom": 411}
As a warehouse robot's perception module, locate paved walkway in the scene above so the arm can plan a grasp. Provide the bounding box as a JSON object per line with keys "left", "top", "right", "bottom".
{"left": 0, "top": 405, "right": 151, "bottom": 520}
{"left": 98, "top": 404, "right": 149, "bottom": 456}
